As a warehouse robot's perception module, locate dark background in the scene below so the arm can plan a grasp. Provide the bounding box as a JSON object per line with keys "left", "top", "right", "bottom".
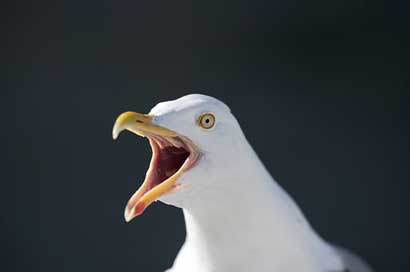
{"left": 3, "top": 0, "right": 409, "bottom": 271}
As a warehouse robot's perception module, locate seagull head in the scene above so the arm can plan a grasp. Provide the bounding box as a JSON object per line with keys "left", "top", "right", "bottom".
{"left": 113, "top": 94, "right": 246, "bottom": 222}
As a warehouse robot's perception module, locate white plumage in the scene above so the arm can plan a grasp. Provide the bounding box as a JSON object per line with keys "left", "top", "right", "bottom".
{"left": 114, "top": 94, "right": 373, "bottom": 272}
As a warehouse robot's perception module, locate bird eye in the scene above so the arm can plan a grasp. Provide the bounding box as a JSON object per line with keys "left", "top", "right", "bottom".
{"left": 198, "top": 113, "right": 215, "bottom": 129}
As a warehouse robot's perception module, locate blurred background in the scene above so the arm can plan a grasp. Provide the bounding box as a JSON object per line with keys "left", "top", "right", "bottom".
{"left": 3, "top": 0, "right": 409, "bottom": 271}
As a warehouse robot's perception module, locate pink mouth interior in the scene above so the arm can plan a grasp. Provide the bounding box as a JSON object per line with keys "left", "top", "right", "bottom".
{"left": 148, "top": 145, "right": 190, "bottom": 189}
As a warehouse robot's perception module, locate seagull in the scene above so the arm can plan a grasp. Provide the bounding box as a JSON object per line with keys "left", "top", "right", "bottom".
{"left": 112, "top": 94, "right": 373, "bottom": 272}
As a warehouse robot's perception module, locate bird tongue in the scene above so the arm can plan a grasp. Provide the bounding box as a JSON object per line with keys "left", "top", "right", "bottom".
{"left": 151, "top": 147, "right": 190, "bottom": 188}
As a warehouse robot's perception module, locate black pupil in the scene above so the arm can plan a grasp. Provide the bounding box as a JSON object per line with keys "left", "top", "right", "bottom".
{"left": 205, "top": 118, "right": 209, "bottom": 123}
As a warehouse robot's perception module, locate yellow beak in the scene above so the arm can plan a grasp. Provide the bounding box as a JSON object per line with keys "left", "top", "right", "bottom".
{"left": 112, "top": 111, "right": 177, "bottom": 139}
{"left": 112, "top": 111, "right": 182, "bottom": 222}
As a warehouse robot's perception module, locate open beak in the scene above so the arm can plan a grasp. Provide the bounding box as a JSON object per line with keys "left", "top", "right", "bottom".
{"left": 112, "top": 112, "right": 199, "bottom": 222}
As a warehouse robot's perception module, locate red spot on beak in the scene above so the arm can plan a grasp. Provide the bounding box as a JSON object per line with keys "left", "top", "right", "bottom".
{"left": 134, "top": 202, "right": 146, "bottom": 216}
{"left": 125, "top": 201, "right": 147, "bottom": 222}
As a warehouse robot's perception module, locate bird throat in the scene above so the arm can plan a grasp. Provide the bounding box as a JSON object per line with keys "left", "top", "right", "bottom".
{"left": 177, "top": 152, "right": 342, "bottom": 272}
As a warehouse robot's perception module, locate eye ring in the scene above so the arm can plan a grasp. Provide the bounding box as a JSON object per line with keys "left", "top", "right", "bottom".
{"left": 198, "top": 113, "right": 215, "bottom": 129}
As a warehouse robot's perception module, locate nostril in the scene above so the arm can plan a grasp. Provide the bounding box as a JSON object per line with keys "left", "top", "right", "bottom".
{"left": 136, "top": 119, "right": 144, "bottom": 123}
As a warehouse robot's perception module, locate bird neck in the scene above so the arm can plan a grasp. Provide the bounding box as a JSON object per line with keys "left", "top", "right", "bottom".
{"left": 179, "top": 138, "right": 342, "bottom": 271}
